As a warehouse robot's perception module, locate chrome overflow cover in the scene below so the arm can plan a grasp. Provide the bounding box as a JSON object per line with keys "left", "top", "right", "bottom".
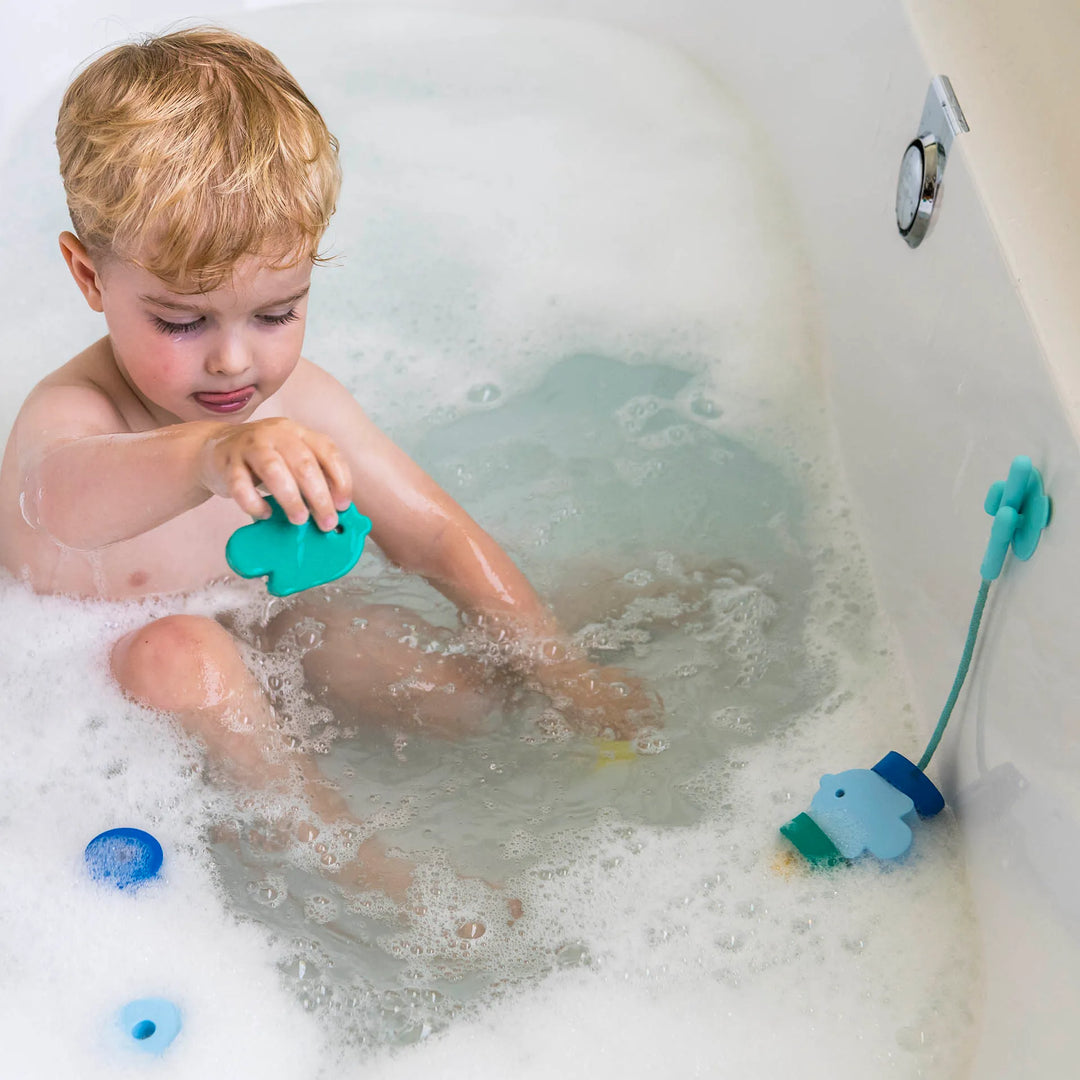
{"left": 897, "top": 75, "right": 969, "bottom": 247}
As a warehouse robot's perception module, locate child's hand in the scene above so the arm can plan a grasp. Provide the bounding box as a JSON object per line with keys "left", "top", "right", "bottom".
{"left": 535, "top": 656, "right": 662, "bottom": 739}
{"left": 199, "top": 418, "right": 352, "bottom": 531}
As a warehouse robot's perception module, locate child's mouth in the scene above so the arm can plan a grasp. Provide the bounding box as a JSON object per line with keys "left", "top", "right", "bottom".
{"left": 193, "top": 387, "right": 256, "bottom": 413}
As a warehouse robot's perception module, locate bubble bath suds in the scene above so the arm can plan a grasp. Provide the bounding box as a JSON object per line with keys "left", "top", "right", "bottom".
{"left": 0, "top": 10, "right": 980, "bottom": 1078}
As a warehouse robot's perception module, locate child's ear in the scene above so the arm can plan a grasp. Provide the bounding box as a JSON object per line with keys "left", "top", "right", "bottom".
{"left": 59, "top": 232, "right": 105, "bottom": 312}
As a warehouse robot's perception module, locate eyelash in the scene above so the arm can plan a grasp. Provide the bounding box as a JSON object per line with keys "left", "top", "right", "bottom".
{"left": 261, "top": 308, "right": 301, "bottom": 327}
{"left": 151, "top": 308, "right": 301, "bottom": 336}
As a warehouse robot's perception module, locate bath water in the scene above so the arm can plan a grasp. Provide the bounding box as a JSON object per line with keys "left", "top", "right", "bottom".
{"left": 0, "top": 8, "right": 979, "bottom": 1078}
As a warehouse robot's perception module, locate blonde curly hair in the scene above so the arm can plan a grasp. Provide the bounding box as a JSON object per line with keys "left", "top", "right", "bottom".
{"left": 56, "top": 25, "right": 341, "bottom": 291}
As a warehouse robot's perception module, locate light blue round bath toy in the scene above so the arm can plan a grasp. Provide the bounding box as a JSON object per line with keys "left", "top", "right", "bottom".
{"left": 120, "top": 998, "right": 182, "bottom": 1055}
{"left": 84, "top": 828, "right": 163, "bottom": 890}
{"left": 226, "top": 496, "right": 372, "bottom": 597}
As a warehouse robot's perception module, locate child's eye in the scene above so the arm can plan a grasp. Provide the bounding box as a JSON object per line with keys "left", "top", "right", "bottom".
{"left": 258, "top": 308, "right": 300, "bottom": 327}
{"left": 152, "top": 315, "right": 203, "bottom": 336}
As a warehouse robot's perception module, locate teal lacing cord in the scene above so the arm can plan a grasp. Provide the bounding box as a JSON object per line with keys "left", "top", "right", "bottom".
{"left": 917, "top": 457, "right": 1051, "bottom": 770}
{"left": 917, "top": 578, "right": 991, "bottom": 770}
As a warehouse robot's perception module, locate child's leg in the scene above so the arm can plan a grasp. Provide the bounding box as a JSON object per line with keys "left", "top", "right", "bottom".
{"left": 266, "top": 602, "right": 512, "bottom": 738}
{"left": 110, "top": 615, "right": 411, "bottom": 897}
{"left": 111, "top": 614, "right": 285, "bottom": 787}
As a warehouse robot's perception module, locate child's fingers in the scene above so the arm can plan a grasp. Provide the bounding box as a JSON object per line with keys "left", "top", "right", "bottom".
{"left": 248, "top": 450, "right": 311, "bottom": 525}
{"left": 309, "top": 435, "right": 352, "bottom": 512}
{"left": 225, "top": 458, "right": 272, "bottom": 519}
{"left": 285, "top": 444, "right": 342, "bottom": 531}
{"left": 206, "top": 421, "right": 348, "bottom": 529}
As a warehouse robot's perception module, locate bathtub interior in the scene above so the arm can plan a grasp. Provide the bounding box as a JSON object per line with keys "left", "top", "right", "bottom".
{"left": 1, "top": 1, "right": 1078, "bottom": 1078}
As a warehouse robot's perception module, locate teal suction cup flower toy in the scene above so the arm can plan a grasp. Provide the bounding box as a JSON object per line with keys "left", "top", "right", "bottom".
{"left": 226, "top": 497, "right": 372, "bottom": 596}
{"left": 781, "top": 455, "right": 1051, "bottom": 868}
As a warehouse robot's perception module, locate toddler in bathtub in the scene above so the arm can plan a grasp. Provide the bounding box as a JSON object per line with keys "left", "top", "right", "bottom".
{"left": 0, "top": 26, "right": 657, "bottom": 897}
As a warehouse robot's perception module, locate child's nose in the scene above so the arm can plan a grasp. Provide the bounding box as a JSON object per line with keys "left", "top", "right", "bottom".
{"left": 205, "top": 333, "right": 251, "bottom": 376}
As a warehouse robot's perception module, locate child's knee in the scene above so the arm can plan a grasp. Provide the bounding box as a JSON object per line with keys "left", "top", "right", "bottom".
{"left": 111, "top": 614, "right": 238, "bottom": 713}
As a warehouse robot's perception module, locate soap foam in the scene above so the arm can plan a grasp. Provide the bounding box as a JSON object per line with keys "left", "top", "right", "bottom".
{"left": 0, "top": 585, "right": 325, "bottom": 1078}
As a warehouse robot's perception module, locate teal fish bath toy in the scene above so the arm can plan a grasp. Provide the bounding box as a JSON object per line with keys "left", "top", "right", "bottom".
{"left": 780, "top": 456, "right": 1050, "bottom": 867}
{"left": 226, "top": 496, "right": 372, "bottom": 596}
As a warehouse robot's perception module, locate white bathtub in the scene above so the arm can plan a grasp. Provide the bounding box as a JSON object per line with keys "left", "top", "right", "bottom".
{"left": 3, "top": 2, "right": 1077, "bottom": 1076}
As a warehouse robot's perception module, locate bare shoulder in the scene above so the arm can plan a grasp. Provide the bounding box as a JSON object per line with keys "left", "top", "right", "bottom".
{"left": 278, "top": 357, "right": 377, "bottom": 434}
{"left": 14, "top": 338, "right": 135, "bottom": 450}
{"left": 275, "top": 358, "right": 425, "bottom": 499}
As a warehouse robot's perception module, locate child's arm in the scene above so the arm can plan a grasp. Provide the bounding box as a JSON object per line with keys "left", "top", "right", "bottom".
{"left": 290, "top": 363, "right": 559, "bottom": 633}
{"left": 290, "top": 363, "right": 661, "bottom": 736}
{"left": 15, "top": 382, "right": 351, "bottom": 550}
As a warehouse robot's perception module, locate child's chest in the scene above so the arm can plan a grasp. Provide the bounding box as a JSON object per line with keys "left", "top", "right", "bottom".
{"left": 89, "top": 497, "right": 252, "bottom": 597}
{"left": 4, "top": 494, "right": 251, "bottom": 599}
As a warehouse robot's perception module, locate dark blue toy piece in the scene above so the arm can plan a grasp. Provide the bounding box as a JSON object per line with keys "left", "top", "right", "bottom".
{"left": 872, "top": 751, "right": 945, "bottom": 817}
{"left": 781, "top": 752, "right": 945, "bottom": 865}
{"left": 226, "top": 497, "right": 372, "bottom": 597}
{"left": 85, "top": 828, "right": 163, "bottom": 890}
{"left": 120, "top": 998, "right": 182, "bottom": 1055}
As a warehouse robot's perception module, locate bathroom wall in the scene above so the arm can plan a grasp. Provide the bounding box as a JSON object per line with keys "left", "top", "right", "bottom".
{"left": 906, "top": 0, "right": 1080, "bottom": 437}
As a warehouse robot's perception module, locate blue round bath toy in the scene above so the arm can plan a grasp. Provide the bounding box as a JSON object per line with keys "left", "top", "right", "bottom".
{"left": 226, "top": 496, "right": 372, "bottom": 597}
{"left": 120, "top": 998, "right": 182, "bottom": 1055}
{"left": 84, "top": 828, "right": 163, "bottom": 890}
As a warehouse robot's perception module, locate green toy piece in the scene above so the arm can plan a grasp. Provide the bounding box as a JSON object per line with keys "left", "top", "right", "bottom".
{"left": 779, "top": 812, "right": 845, "bottom": 868}
{"left": 225, "top": 497, "right": 372, "bottom": 597}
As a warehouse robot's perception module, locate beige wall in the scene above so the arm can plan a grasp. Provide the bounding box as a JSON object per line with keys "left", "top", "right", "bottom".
{"left": 906, "top": 0, "right": 1080, "bottom": 435}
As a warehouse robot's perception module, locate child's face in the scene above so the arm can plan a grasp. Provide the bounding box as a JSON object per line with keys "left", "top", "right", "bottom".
{"left": 93, "top": 254, "right": 313, "bottom": 424}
